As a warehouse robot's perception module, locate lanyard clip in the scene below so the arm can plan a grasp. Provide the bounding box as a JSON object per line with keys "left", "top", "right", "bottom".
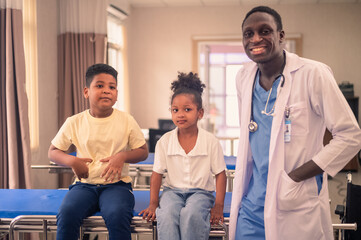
{"left": 285, "top": 107, "right": 290, "bottom": 119}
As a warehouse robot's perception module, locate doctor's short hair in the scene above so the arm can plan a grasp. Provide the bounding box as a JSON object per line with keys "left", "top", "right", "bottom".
{"left": 85, "top": 63, "right": 118, "bottom": 87}
{"left": 170, "top": 72, "right": 206, "bottom": 110}
{"left": 242, "top": 6, "right": 283, "bottom": 31}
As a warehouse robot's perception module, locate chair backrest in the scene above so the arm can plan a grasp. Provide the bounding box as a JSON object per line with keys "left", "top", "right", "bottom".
{"left": 345, "top": 179, "right": 361, "bottom": 239}
{"left": 158, "top": 119, "right": 176, "bottom": 131}
{"left": 148, "top": 128, "right": 170, "bottom": 153}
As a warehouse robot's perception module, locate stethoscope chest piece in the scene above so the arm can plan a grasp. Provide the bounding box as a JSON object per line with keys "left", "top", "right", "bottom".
{"left": 248, "top": 120, "right": 258, "bottom": 132}
{"left": 248, "top": 51, "right": 286, "bottom": 133}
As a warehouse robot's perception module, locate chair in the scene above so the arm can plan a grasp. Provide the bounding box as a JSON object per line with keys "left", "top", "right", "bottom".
{"left": 148, "top": 129, "right": 170, "bottom": 153}
{"left": 335, "top": 172, "right": 361, "bottom": 240}
{"left": 158, "top": 119, "right": 176, "bottom": 131}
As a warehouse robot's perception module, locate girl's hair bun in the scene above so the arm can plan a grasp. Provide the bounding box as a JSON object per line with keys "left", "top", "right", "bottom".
{"left": 170, "top": 72, "right": 206, "bottom": 110}
{"left": 171, "top": 72, "right": 205, "bottom": 96}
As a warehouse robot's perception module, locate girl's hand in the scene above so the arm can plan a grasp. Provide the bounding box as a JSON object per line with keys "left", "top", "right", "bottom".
{"left": 139, "top": 204, "right": 157, "bottom": 222}
{"left": 100, "top": 153, "right": 126, "bottom": 182}
{"left": 210, "top": 204, "right": 224, "bottom": 225}
{"left": 71, "top": 157, "right": 92, "bottom": 179}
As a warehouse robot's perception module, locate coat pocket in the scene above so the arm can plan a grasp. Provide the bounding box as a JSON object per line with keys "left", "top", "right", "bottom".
{"left": 288, "top": 102, "right": 308, "bottom": 135}
{"left": 277, "top": 170, "right": 316, "bottom": 211}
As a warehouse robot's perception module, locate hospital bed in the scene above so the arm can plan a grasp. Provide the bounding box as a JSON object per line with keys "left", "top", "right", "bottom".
{"left": 0, "top": 189, "right": 232, "bottom": 240}
{"left": 1, "top": 187, "right": 356, "bottom": 240}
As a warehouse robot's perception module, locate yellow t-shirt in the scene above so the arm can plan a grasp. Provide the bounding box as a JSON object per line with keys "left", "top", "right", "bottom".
{"left": 51, "top": 109, "right": 146, "bottom": 184}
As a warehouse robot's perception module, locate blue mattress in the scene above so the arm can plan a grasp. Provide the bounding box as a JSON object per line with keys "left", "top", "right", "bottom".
{"left": 0, "top": 189, "right": 232, "bottom": 218}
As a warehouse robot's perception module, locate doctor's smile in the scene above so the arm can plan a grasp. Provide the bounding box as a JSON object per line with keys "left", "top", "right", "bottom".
{"left": 250, "top": 47, "right": 267, "bottom": 55}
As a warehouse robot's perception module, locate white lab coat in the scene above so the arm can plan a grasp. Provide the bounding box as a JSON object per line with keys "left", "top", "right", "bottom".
{"left": 229, "top": 51, "right": 361, "bottom": 240}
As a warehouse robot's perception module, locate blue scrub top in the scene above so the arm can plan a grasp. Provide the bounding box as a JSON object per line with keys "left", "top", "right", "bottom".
{"left": 236, "top": 71, "right": 280, "bottom": 239}
{"left": 246, "top": 71, "right": 281, "bottom": 206}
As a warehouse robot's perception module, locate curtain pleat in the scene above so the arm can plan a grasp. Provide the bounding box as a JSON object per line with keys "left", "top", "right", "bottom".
{"left": 0, "top": 9, "right": 8, "bottom": 188}
{"left": 57, "top": 32, "right": 106, "bottom": 127}
{"left": 0, "top": 4, "right": 32, "bottom": 189}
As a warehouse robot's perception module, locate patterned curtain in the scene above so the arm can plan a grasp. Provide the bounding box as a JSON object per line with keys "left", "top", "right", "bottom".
{"left": 57, "top": 0, "right": 108, "bottom": 127}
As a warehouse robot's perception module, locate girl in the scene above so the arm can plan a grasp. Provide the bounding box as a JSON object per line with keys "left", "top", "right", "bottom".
{"left": 140, "top": 72, "right": 227, "bottom": 240}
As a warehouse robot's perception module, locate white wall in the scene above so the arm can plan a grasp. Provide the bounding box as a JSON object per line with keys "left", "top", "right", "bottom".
{"left": 127, "top": 4, "right": 361, "bottom": 129}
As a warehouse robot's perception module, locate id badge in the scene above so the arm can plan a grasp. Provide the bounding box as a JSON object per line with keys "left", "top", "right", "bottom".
{"left": 284, "top": 118, "right": 291, "bottom": 143}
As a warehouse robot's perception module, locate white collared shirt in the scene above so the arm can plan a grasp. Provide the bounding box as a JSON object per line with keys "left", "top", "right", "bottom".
{"left": 153, "top": 127, "right": 226, "bottom": 191}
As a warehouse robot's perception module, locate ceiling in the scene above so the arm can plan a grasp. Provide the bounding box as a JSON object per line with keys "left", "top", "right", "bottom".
{"left": 130, "top": 0, "right": 361, "bottom": 7}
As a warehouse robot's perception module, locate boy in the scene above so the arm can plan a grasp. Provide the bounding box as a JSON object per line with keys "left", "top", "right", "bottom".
{"left": 48, "top": 63, "right": 148, "bottom": 240}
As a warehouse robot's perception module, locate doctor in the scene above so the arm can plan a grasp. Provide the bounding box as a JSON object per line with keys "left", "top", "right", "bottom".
{"left": 229, "top": 6, "right": 361, "bottom": 240}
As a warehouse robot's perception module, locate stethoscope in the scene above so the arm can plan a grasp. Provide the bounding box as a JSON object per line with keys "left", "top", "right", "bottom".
{"left": 248, "top": 52, "right": 286, "bottom": 133}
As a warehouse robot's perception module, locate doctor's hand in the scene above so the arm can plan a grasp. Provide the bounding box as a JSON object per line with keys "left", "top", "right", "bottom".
{"left": 71, "top": 157, "right": 92, "bottom": 179}
{"left": 288, "top": 160, "right": 323, "bottom": 183}
{"left": 100, "top": 153, "right": 126, "bottom": 182}
{"left": 210, "top": 204, "right": 224, "bottom": 225}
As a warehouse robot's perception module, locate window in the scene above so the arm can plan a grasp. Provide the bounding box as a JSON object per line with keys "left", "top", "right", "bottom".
{"left": 107, "top": 6, "right": 128, "bottom": 111}
{"left": 23, "top": 0, "right": 39, "bottom": 150}
{"left": 198, "top": 44, "right": 250, "bottom": 155}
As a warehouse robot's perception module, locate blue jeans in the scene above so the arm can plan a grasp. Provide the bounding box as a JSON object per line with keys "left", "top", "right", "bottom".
{"left": 56, "top": 181, "right": 134, "bottom": 240}
{"left": 156, "top": 187, "right": 215, "bottom": 240}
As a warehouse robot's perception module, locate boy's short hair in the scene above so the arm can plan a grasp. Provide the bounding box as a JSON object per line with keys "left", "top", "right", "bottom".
{"left": 85, "top": 63, "right": 118, "bottom": 87}
{"left": 242, "top": 6, "right": 283, "bottom": 31}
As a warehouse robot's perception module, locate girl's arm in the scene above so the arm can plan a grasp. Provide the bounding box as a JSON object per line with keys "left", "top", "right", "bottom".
{"left": 124, "top": 143, "right": 149, "bottom": 164}
{"left": 139, "top": 171, "right": 163, "bottom": 221}
{"left": 210, "top": 170, "right": 227, "bottom": 225}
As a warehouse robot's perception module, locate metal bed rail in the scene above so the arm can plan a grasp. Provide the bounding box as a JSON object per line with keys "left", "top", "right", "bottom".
{"left": 1, "top": 216, "right": 155, "bottom": 240}
{"left": 32, "top": 164, "right": 236, "bottom": 191}
{"left": 2, "top": 215, "right": 357, "bottom": 240}
{"left": 1, "top": 215, "right": 228, "bottom": 240}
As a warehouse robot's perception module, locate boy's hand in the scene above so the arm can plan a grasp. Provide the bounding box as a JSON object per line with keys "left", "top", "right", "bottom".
{"left": 139, "top": 204, "right": 157, "bottom": 222}
{"left": 71, "top": 157, "right": 92, "bottom": 179}
{"left": 210, "top": 204, "right": 224, "bottom": 225}
{"left": 100, "top": 153, "right": 125, "bottom": 182}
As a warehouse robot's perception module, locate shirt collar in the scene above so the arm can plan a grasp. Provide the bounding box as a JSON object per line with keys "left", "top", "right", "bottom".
{"left": 167, "top": 127, "right": 208, "bottom": 157}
